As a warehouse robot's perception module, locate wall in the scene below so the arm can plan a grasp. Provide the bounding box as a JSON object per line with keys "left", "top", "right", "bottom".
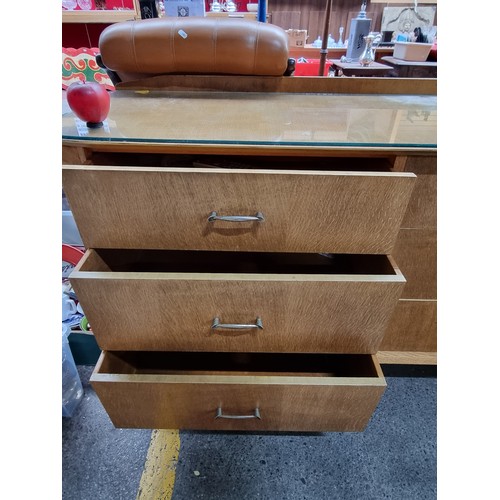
{"left": 269, "top": 0, "right": 386, "bottom": 43}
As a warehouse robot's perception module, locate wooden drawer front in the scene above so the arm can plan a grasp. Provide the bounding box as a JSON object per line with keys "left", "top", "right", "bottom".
{"left": 392, "top": 229, "right": 436, "bottom": 299}
{"left": 91, "top": 351, "right": 386, "bottom": 432}
{"left": 380, "top": 299, "right": 437, "bottom": 352}
{"left": 396, "top": 156, "right": 436, "bottom": 229}
{"left": 401, "top": 173, "right": 436, "bottom": 229}
{"left": 71, "top": 249, "right": 405, "bottom": 354}
{"left": 62, "top": 165, "right": 415, "bottom": 254}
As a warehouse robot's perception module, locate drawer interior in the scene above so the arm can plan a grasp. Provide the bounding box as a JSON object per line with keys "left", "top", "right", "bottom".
{"left": 98, "top": 351, "right": 380, "bottom": 378}
{"left": 89, "top": 152, "right": 395, "bottom": 172}
{"left": 81, "top": 249, "right": 398, "bottom": 276}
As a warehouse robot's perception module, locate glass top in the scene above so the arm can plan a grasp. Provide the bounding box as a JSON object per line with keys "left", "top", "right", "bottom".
{"left": 62, "top": 90, "right": 437, "bottom": 149}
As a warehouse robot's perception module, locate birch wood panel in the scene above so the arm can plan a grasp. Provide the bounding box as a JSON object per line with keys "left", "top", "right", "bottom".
{"left": 271, "top": 11, "right": 301, "bottom": 31}
{"left": 306, "top": 11, "right": 337, "bottom": 42}
{"left": 402, "top": 155, "right": 437, "bottom": 175}
{"left": 401, "top": 171, "right": 436, "bottom": 229}
{"left": 70, "top": 251, "right": 405, "bottom": 353}
{"left": 376, "top": 351, "right": 436, "bottom": 365}
{"left": 62, "top": 146, "right": 92, "bottom": 165}
{"left": 392, "top": 228, "right": 436, "bottom": 299}
{"left": 397, "top": 155, "right": 437, "bottom": 228}
{"left": 379, "top": 299, "right": 437, "bottom": 352}
{"left": 91, "top": 352, "right": 386, "bottom": 431}
{"left": 268, "top": 0, "right": 387, "bottom": 36}
{"left": 62, "top": 166, "right": 415, "bottom": 254}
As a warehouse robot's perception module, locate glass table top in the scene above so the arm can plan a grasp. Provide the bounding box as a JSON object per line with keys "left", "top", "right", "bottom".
{"left": 62, "top": 90, "right": 437, "bottom": 149}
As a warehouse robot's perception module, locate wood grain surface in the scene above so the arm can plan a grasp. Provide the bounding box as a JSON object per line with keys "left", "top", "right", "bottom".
{"left": 62, "top": 166, "right": 415, "bottom": 254}
{"left": 392, "top": 229, "right": 437, "bottom": 299}
{"left": 394, "top": 155, "right": 437, "bottom": 229}
{"left": 380, "top": 299, "right": 437, "bottom": 352}
{"left": 62, "top": 145, "right": 92, "bottom": 165}
{"left": 115, "top": 75, "right": 437, "bottom": 95}
{"left": 63, "top": 141, "right": 437, "bottom": 160}
{"left": 389, "top": 154, "right": 437, "bottom": 355}
{"left": 91, "top": 352, "right": 386, "bottom": 431}
{"left": 376, "top": 351, "right": 436, "bottom": 365}
{"left": 71, "top": 250, "right": 405, "bottom": 353}
{"left": 401, "top": 173, "right": 436, "bottom": 229}
{"left": 400, "top": 155, "right": 438, "bottom": 175}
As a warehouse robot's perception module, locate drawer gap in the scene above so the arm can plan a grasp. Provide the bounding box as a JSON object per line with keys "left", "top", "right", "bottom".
{"left": 99, "top": 351, "right": 379, "bottom": 378}
{"left": 84, "top": 249, "right": 397, "bottom": 276}
{"left": 89, "top": 153, "right": 395, "bottom": 172}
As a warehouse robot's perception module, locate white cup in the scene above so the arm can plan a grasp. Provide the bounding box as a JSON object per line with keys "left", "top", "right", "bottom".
{"left": 62, "top": 293, "right": 78, "bottom": 321}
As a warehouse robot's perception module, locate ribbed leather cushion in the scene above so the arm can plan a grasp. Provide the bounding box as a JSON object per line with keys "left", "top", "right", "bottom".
{"left": 99, "top": 17, "right": 289, "bottom": 76}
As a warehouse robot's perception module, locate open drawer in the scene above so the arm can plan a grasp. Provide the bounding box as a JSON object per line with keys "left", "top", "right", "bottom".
{"left": 70, "top": 249, "right": 406, "bottom": 354}
{"left": 62, "top": 165, "right": 415, "bottom": 254}
{"left": 91, "top": 351, "right": 386, "bottom": 431}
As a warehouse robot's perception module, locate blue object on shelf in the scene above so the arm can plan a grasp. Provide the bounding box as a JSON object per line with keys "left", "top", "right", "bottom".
{"left": 258, "top": 0, "right": 266, "bottom": 22}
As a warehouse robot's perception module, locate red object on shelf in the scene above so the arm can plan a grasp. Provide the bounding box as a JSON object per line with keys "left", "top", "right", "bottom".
{"left": 294, "top": 59, "right": 332, "bottom": 77}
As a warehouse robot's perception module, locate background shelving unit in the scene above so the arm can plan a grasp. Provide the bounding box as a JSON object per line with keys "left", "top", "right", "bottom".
{"left": 62, "top": 0, "right": 140, "bottom": 24}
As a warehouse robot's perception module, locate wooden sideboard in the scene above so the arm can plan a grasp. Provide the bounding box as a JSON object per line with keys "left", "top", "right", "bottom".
{"left": 379, "top": 155, "right": 436, "bottom": 364}
{"left": 62, "top": 76, "right": 437, "bottom": 431}
{"left": 381, "top": 56, "right": 438, "bottom": 79}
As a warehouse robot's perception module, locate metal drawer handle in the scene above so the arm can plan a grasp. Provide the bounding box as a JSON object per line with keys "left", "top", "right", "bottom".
{"left": 211, "top": 317, "right": 263, "bottom": 330}
{"left": 215, "top": 407, "right": 261, "bottom": 420}
{"left": 208, "top": 211, "right": 265, "bottom": 223}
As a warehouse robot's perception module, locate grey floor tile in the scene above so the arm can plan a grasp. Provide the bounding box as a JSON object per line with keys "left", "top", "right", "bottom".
{"left": 62, "top": 370, "right": 436, "bottom": 500}
{"left": 171, "top": 377, "right": 436, "bottom": 500}
{"left": 62, "top": 366, "right": 151, "bottom": 500}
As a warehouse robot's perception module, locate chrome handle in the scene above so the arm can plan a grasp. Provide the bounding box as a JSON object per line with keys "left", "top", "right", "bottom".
{"left": 211, "top": 317, "right": 263, "bottom": 330}
{"left": 208, "top": 211, "right": 265, "bottom": 223}
{"left": 215, "top": 407, "right": 261, "bottom": 420}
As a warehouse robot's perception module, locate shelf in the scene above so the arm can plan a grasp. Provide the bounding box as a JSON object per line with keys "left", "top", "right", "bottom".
{"left": 62, "top": 9, "right": 139, "bottom": 23}
{"left": 205, "top": 12, "right": 258, "bottom": 19}
{"left": 63, "top": 0, "right": 140, "bottom": 24}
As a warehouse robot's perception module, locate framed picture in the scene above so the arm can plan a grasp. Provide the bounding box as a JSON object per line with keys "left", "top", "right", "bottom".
{"left": 164, "top": 0, "right": 205, "bottom": 17}
{"left": 381, "top": 7, "right": 436, "bottom": 41}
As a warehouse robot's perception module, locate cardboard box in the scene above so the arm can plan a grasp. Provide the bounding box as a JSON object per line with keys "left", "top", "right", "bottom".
{"left": 393, "top": 42, "right": 433, "bottom": 62}
{"left": 286, "top": 29, "right": 307, "bottom": 48}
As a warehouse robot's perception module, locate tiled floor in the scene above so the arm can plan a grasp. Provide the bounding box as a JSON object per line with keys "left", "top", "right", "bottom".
{"left": 62, "top": 365, "right": 436, "bottom": 499}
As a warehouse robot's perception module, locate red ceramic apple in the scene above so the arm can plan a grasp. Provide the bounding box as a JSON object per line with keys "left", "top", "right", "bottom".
{"left": 66, "top": 81, "right": 110, "bottom": 128}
